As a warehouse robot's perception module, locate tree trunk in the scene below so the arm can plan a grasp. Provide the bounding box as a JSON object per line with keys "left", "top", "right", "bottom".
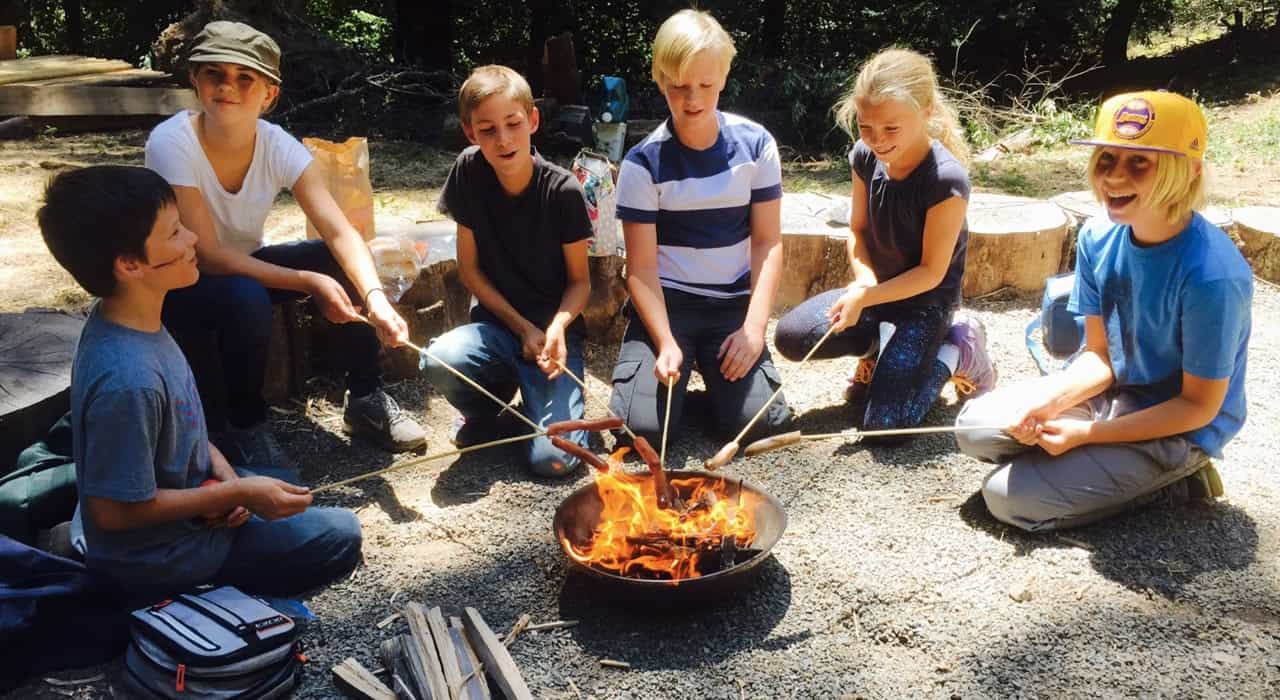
{"left": 61, "top": 0, "right": 81, "bottom": 54}
{"left": 762, "top": 0, "right": 786, "bottom": 60}
{"left": 526, "top": 0, "right": 550, "bottom": 96}
{"left": 394, "top": 0, "right": 450, "bottom": 72}
{"left": 1102, "top": 0, "right": 1139, "bottom": 67}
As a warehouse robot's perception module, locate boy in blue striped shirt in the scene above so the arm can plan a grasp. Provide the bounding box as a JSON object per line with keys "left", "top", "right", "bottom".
{"left": 608, "top": 9, "right": 792, "bottom": 445}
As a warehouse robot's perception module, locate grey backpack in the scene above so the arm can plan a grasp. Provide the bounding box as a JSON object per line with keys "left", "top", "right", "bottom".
{"left": 120, "top": 586, "right": 302, "bottom": 699}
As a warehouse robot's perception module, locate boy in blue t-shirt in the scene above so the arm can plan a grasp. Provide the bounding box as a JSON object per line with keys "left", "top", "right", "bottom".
{"left": 38, "top": 165, "right": 361, "bottom": 599}
{"left": 608, "top": 9, "right": 791, "bottom": 446}
{"left": 956, "top": 91, "right": 1252, "bottom": 532}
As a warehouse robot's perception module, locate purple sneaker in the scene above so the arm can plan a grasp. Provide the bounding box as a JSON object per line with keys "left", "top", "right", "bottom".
{"left": 947, "top": 315, "right": 997, "bottom": 398}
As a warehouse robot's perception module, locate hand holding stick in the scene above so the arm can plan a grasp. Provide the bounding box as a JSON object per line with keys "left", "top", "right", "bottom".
{"left": 704, "top": 325, "right": 838, "bottom": 470}
{"left": 742, "top": 423, "right": 1007, "bottom": 457}
{"left": 550, "top": 359, "right": 640, "bottom": 443}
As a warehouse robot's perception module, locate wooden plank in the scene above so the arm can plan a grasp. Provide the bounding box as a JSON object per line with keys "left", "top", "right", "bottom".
{"left": 10, "top": 68, "right": 176, "bottom": 87}
{"left": 0, "top": 84, "right": 198, "bottom": 117}
{"left": 448, "top": 617, "right": 491, "bottom": 700}
{"left": 425, "top": 607, "right": 466, "bottom": 700}
{"left": 0, "top": 56, "right": 134, "bottom": 85}
{"left": 332, "top": 658, "right": 397, "bottom": 700}
{"left": 0, "top": 27, "right": 15, "bottom": 61}
{"left": 462, "top": 608, "right": 533, "bottom": 700}
{"left": 405, "top": 603, "right": 451, "bottom": 700}
{"left": 378, "top": 636, "right": 418, "bottom": 700}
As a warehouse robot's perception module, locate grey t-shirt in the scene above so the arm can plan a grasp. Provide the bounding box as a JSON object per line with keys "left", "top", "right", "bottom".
{"left": 849, "top": 139, "right": 971, "bottom": 308}
{"left": 70, "top": 304, "right": 232, "bottom": 589}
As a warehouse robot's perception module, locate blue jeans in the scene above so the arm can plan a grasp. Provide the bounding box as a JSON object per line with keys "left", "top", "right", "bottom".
{"left": 423, "top": 322, "right": 586, "bottom": 476}
{"left": 162, "top": 240, "right": 382, "bottom": 431}
{"left": 209, "top": 466, "right": 363, "bottom": 597}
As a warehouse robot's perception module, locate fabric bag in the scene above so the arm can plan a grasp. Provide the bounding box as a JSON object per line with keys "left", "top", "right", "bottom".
{"left": 1025, "top": 272, "right": 1086, "bottom": 375}
{"left": 120, "top": 586, "right": 303, "bottom": 699}
{"left": 0, "top": 412, "right": 77, "bottom": 545}
{"left": 302, "top": 137, "right": 375, "bottom": 242}
{"left": 571, "top": 149, "right": 623, "bottom": 257}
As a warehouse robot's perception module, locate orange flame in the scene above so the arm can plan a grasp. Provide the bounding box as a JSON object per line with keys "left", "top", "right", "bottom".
{"left": 562, "top": 448, "right": 758, "bottom": 581}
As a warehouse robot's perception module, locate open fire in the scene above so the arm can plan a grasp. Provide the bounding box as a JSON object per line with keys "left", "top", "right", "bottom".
{"left": 560, "top": 449, "right": 763, "bottom": 581}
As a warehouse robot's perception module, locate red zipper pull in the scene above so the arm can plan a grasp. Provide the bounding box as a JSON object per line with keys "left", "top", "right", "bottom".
{"left": 175, "top": 663, "right": 186, "bottom": 692}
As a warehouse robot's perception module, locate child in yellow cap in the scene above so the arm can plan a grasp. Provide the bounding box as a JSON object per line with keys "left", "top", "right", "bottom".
{"left": 954, "top": 91, "right": 1252, "bottom": 531}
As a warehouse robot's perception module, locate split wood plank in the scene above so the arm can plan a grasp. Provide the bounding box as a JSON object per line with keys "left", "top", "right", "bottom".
{"left": 0, "top": 56, "right": 134, "bottom": 85}
{"left": 332, "top": 658, "right": 397, "bottom": 700}
{"left": 462, "top": 607, "right": 533, "bottom": 700}
{"left": 405, "top": 603, "right": 451, "bottom": 700}
{"left": 0, "top": 84, "right": 199, "bottom": 117}
{"left": 426, "top": 607, "right": 466, "bottom": 700}
{"left": 378, "top": 636, "right": 417, "bottom": 700}
{"left": 449, "top": 616, "right": 491, "bottom": 700}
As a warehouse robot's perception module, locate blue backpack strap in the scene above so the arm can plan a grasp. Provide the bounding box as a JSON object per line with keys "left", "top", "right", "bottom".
{"left": 1025, "top": 315, "right": 1053, "bottom": 376}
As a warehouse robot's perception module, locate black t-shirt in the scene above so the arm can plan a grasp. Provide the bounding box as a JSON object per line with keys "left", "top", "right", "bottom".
{"left": 438, "top": 146, "right": 593, "bottom": 336}
{"left": 850, "top": 140, "right": 970, "bottom": 308}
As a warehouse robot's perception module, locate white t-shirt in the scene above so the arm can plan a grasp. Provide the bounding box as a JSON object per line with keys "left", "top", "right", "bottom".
{"left": 145, "top": 111, "right": 313, "bottom": 255}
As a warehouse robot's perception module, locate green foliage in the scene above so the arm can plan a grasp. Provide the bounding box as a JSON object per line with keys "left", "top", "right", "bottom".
{"left": 1030, "top": 99, "right": 1093, "bottom": 147}
{"left": 306, "top": 1, "right": 393, "bottom": 59}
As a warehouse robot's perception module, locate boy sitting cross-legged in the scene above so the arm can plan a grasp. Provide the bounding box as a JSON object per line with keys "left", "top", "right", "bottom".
{"left": 38, "top": 165, "right": 361, "bottom": 601}
{"left": 423, "top": 65, "right": 594, "bottom": 477}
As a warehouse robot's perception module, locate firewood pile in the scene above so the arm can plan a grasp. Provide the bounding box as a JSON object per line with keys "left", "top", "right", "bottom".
{"left": 331, "top": 602, "right": 579, "bottom": 700}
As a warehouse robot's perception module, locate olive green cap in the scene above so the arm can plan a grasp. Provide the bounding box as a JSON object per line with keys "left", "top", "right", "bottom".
{"left": 188, "top": 21, "right": 282, "bottom": 84}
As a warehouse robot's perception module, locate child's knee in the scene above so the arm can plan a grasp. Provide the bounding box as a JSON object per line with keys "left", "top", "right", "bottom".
{"left": 980, "top": 466, "right": 1054, "bottom": 532}
{"left": 527, "top": 434, "right": 583, "bottom": 478}
{"left": 316, "top": 508, "right": 363, "bottom": 565}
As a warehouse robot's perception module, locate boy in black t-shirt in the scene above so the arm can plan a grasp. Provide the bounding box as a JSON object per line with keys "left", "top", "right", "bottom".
{"left": 426, "top": 65, "right": 594, "bottom": 477}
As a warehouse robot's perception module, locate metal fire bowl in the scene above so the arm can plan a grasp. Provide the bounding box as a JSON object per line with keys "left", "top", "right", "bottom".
{"left": 553, "top": 470, "right": 787, "bottom": 598}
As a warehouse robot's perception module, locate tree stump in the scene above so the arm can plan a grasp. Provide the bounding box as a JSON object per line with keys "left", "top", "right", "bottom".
{"left": 1234, "top": 206, "right": 1280, "bottom": 285}
{"left": 963, "top": 193, "right": 1070, "bottom": 297}
{"left": 775, "top": 192, "right": 853, "bottom": 314}
{"left": 0, "top": 311, "right": 84, "bottom": 469}
{"left": 583, "top": 254, "right": 628, "bottom": 352}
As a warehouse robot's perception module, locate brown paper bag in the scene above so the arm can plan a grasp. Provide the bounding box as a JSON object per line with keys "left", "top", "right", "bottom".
{"left": 302, "top": 136, "right": 375, "bottom": 241}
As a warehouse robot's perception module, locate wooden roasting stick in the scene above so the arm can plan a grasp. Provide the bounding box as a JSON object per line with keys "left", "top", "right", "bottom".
{"left": 743, "top": 424, "right": 1009, "bottom": 457}
{"left": 311, "top": 431, "right": 543, "bottom": 494}
{"left": 550, "top": 359, "right": 640, "bottom": 442}
{"left": 704, "top": 325, "right": 839, "bottom": 470}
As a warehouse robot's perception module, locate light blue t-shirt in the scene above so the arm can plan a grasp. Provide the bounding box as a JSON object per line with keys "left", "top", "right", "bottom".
{"left": 1068, "top": 212, "right": 1252, "bottom": 457}
{"left": 70, "top": 304, "right": 233, "bottom": 589}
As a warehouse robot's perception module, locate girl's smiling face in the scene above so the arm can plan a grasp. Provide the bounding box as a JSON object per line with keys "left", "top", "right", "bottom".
{"left": 855, "top": 97, "right": 931, "bottom": 174}
{"left": 191, "top": 62, "right": 279, "bottom": 120}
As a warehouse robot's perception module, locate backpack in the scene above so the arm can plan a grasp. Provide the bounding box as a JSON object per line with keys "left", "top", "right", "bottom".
{"left": 1026, "top": 272, "right": 1086, "bottom": 375}
{"left": 0, "top": 412, "right": 77, "bottom": 546}
{"left": 120, "top": 586, "right": 303, "bottom": 699}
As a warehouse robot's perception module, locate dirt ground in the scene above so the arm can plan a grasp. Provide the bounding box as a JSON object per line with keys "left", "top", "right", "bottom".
{"left": 3, "top": 118, "right": 1279, "bottom": 697}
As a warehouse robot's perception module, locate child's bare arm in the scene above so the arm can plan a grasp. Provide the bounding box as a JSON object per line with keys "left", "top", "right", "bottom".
{"left": 623, "top": 221, "right": 681, "bottom": 381}
{"left": 538, "top": 239, "right": 591, "bottom": 378}
{"left": 454, "top": 223, "right": 542, "bottom": 353}
{"left": 858, "top": 195, "right": 966, "bottom": 307}
{"left": 718, "top": 197, "right": 783, "bottom": 381}
{"left": 845, "top": 174, "right": 878, "bottom": 286}
{"left": 86, "top": 477, "right": 311, "bottom": 532}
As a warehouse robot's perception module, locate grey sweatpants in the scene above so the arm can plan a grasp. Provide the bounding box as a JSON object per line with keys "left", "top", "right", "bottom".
{"left": 956, "top": 387, "right": 1209, "bottom": 532}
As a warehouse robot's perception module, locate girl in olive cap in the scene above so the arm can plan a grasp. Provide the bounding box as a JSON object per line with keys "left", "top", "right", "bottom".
{"left": 145, "top": 21, "right": 426, "bottom": 461}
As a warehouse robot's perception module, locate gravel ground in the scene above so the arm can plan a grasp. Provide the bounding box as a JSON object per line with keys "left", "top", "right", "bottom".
{"left": 20, "top": 283, "right": 1280, "bottom": 699}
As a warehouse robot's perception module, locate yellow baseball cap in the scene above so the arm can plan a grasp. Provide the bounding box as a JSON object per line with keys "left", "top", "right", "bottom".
{"left": 1071, "top": 90, "right": 1207, "bottom": 159}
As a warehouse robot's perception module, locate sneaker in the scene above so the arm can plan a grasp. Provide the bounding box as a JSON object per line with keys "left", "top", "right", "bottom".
{"left": 212, "top": 424, "right": 294, "bottom": 470}
{"left": 343, "top": 389, "right": 427, "bottom": 451}
{"left": 843, "top": 356, "right": 876, "bottom": 404}
{"left": 448, "top": 414, "right": 503, "bottom": 448}
{"left": 947, "top": 315, "right": 998, "bottom": 398}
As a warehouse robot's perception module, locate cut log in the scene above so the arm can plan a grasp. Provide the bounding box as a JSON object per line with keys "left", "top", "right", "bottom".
{"left": 404, "top": 603, "right": 451, "bottom": 700}
{"left": 0, "top": 84, "right": 199, "bottom": 117}
{"left": 962, "top": 193, "right": 1070, "bottom": 297}
{"left": 0, "top": 56, "right": 133, "bottom": 85}
{"left": 582, "top": 254, "right": 628, "bottom": 351}
{"left": 0, "top": 27, "right": 15, "bottom": 61}
{"left": 462, "top": 607, "right": 533, "bottom": 700}
{"left": 1234, "top": 206, "right": 1280, "bottom": 284}
{"left": 332, "top": 657, "right": 397, "bottom": 700}
{"left": 0, "top": 311, "right": 85, "bottom": 469}
{"left": 775, "top": 192, "right": 853, "bottom": 314}
{"left": 448, "top": 616, "right": 491, "bottom": 700}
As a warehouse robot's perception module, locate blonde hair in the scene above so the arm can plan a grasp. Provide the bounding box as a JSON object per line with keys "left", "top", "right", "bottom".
{"left": 457, "top": 65, "right": 534, "bottom": 125}
{"left": 834, "top": 48, "right": 970, "bottom": 166}
{"left": 1088, "top": 148, "right": 1206, "bottom": 224}
{"left": 651, "top": 9, "right": 736, "bottom": 88}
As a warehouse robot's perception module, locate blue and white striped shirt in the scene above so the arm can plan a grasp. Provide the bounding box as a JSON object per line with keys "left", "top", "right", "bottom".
{"left": 616, "top": 112, "right": 782, "bottom": 298}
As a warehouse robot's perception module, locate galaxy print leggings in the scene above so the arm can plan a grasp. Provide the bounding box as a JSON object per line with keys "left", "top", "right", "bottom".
{"left": 774, "top": 289, "right": 953, "bottom": 429}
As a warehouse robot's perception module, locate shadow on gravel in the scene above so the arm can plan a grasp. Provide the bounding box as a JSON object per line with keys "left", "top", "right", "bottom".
{"left": 958, "top": 491, "right": 1261, "bottom": 597}
{"left": 554, "top": 557, "right": 796, "bottom": 670}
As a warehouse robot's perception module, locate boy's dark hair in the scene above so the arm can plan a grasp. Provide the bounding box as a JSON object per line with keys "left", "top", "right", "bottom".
{"left": 37, "top": 165, "right": 176, "bottom": 298}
